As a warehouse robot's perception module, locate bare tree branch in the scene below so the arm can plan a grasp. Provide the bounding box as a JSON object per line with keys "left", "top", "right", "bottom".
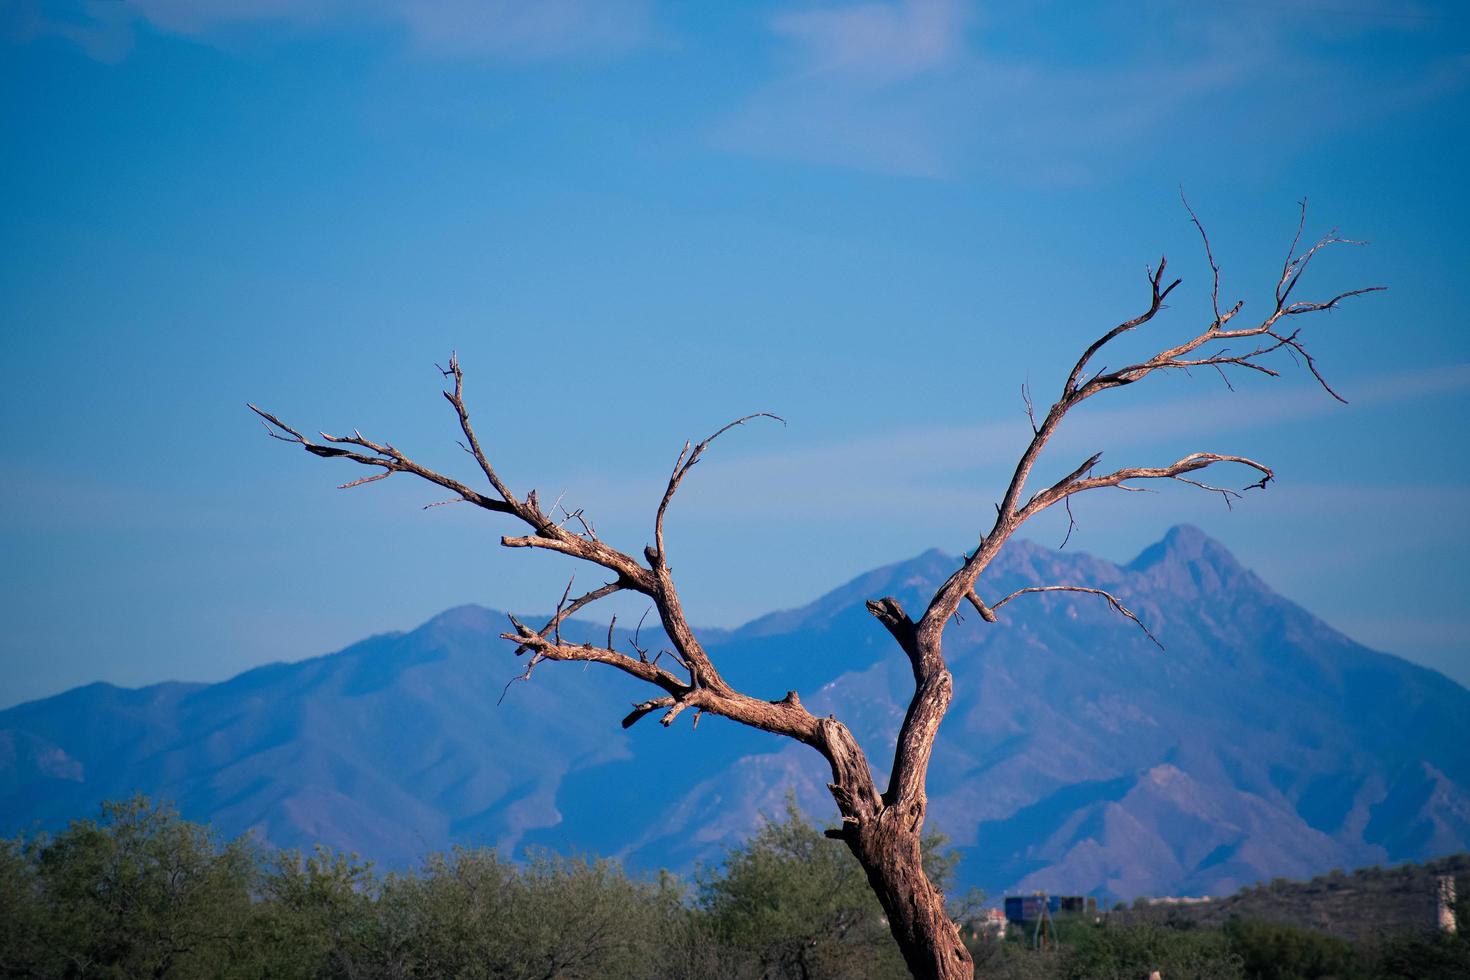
{"left": 915, "top": 200, "right": 1381, "bottom": 645}
{"left": 849, "top": 200, "right": 1382, "bottom": 866}
{"left": 962, "top": 590, "right": 998, "bottom": 624}
{"left": 639, "top": 412, "right": 785, "bottom": 706}
{"left": 504, "top": 616, "right": 688, "bottom": 694}
{"left": 247, "top": 404, "right": 516, "bottom": 515}
{"left": 1022, "top": 451, "right": 1274, "bottom": 518}
{"left": 511, "top": 580, "right": 624, "bottom": 657}
{"left": 251, "top": 380, "right": 850, "bottom": 804}
{"left": 989, "top": 585, "right": 1162, "bottom": 649}
{"left": 1181, "top": 187, "right": 1243, "bottom": 331}
{"left": 621, "top": 696, "right": 675, "bottom": 730}
{"left": 437, "top": 351, "right": 517, "bottom": 503}
{"left": 654, "top": 412, "right": 784, "bottom": 562}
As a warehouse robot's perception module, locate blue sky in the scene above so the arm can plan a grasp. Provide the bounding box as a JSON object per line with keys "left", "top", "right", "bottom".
{"left": 2, "top": 0, "right": 1468, "bottom": 708}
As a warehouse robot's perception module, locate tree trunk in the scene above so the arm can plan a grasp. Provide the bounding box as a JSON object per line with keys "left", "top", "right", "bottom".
{"left": 849, "top": 810, "right": 973, "bottom": 980}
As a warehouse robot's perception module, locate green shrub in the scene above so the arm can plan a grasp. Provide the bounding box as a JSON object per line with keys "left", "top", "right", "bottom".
{"left": 1224, "top": 918, "right": 1361, "bottom": 980}
{"left": 1063, "top": 921, "right": 1244, "bottom": 980}
{"left": 1, "top": 796, "right": 256, "bottom": 979}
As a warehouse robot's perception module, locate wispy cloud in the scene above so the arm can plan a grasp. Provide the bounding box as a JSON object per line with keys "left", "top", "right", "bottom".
{"left": 382, "top": 0, "right": 650, "bottom": 60}
{"left": 10, "top": 0, "right": 651, "bottom": 61}
{"left": 770, "top": 0, "right": 971, "bottom": 85}
{"left": 713, "top": 0, "right": 976, "bottom": 177}
{"left": 716, "top": 0, "right": 1469, "bottom": 180}
{"left": 3, "top": 0, "right": 137, "bottom": 62}
{"left": 557, "top": 362, "right": 1470, "bottom": 527}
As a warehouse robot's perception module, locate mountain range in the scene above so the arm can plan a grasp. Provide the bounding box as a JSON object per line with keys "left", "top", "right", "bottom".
{"left": 3, "top": 525, "right": 1467, "bottom": 902}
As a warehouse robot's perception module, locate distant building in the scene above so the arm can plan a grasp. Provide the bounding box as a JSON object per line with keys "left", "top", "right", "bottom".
{"left": 1003, "top": 894, "right": 1093, "bottom": 924}
{"left": 1004, "top": 895, "right": 1054, "bottom": 924}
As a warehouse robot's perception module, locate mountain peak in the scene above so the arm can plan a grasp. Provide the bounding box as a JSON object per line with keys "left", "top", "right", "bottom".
{"left": 423, "top": 604, "right": 498, "bottom": 631}
{"left": 1132, "top": 524, "right": 1238, "bottom": 564}
{"left": 1167, "top": 522, "right": 1222, "bottom": 552}
{"left": 1126, "top": 524, "right": 1251, "bottom": 597}
{"left": 1164, "top": 522, "right": 1208, "bottom": 548}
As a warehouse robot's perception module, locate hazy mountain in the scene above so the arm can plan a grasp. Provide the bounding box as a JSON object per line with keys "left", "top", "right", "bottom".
{"left": 3, "top": 526, "right": 1466, "bottom": 901}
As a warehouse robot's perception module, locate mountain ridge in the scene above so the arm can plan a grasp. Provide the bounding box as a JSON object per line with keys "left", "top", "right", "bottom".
{"left": 2, "top": 526, "right": 1466, "bottom": 902}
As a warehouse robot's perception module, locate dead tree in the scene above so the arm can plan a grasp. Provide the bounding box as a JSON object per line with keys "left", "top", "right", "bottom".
{"left": 251, "top": 200, "right": 1380, "bottom": 980}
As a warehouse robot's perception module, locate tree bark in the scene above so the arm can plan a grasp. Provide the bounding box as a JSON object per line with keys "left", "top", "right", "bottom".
{"left": 849, "top": 816, "right": 973, "bottom": 980}
{"left": 841, "top": 605, "right": 973, "bottom": 978}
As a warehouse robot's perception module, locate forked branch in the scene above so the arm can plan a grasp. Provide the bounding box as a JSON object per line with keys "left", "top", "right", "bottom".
{"left": 509, "top": 580, "right": 625, "bottom": 657}
{"left": 914, "top": 201, "right": 1382, "bottom": 639}
{"left": 1022, "top": 452, "right": 1274, "bottom": 519}
{"left": 503, "top": 615, "right": 688, "bottom": 694}
{"left": 251, "top": 372, "right": 844, "bottom": 782}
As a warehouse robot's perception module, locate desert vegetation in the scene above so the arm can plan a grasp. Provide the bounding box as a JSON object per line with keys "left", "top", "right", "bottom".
{"left": 3, "top": 797, "right": 1465, "bottom": 980}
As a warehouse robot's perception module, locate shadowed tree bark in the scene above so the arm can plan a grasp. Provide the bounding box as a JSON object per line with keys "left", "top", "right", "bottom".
{"left": 251, "top": 198, "right": 1380, "bottom": 980}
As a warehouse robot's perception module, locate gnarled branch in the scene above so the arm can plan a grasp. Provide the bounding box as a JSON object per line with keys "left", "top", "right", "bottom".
{"left": 252, "top": 376, "right": 868, "bottom": 808}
